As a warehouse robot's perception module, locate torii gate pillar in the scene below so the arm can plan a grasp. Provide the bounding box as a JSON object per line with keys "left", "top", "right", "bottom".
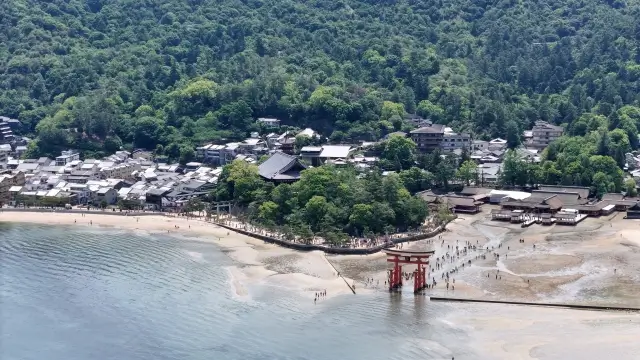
{"left": 384, "top": 249, "right": 434, "bottom": 294}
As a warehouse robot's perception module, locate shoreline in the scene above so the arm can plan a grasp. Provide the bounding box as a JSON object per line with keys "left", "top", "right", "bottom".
{"left": 0, "top": 210, "right": 358, "bottom": 301}
{"left": 4, "top": 208, "right": 640, "bottom": 309}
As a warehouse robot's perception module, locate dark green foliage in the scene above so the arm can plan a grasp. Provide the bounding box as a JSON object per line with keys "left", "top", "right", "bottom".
{"left": 2, "top": 0, "right": 639, "bottom": 165}
{"left": 214, "top": 162, "right": 429, "bottom": 243}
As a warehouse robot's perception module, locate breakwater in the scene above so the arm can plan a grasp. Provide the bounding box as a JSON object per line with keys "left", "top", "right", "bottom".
{"left": 429, "top": 296, "right": 640, "bottom": 312}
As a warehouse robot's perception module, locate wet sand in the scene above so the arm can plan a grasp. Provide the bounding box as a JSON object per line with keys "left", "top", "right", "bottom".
{"left": 0, "top": 211, "right": 355, "bottom": 300}
{"left": 331, "top": 206, "right": 640, "bottom": 307}
{"left": 445, "top": 303, "right": 640, "bottom": 359}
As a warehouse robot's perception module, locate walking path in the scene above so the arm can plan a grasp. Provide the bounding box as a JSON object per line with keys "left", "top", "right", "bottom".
{"left": 323, "top": 254, "right": 356, "bottom": 294}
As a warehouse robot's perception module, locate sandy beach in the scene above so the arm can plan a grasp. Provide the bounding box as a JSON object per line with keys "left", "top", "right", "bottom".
{"left": 0, "top": 210, "right": 357, "bottom": 301}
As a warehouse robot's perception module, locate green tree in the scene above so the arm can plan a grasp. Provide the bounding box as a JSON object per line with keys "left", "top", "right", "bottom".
{"left": 186, "top": 197, "right": 205, "bottom": 215}
{"left": 501, "top": 150, "right": 528, "bottom": 187}
{"left": 304, "top": 195, "right": 328, "bottom": 231}
{"left": 505, "top": 121, "right": 521, "bottom": 149}
{"left": 380, "top": 101, "right": 405, "bottom": 121}
{"left": 434, "top": 154, "right": 457, "bottom": 190}
{"left": 132, "top": 117, "right": 166, "bottom": 150}
{"left": 416, "top": 100, "right": 444, "bottom": 123}
{"left": 456, "top": 160, "right": 478, "bottom": 186}
{"left": 179, "top": 144, "right": 195, "bottom": 164}
{"left": 592, "top": 172, "right": 612, "bottom": 198}
{"left": 625, "top": 179, "right": 638, "bottom": 197}
{"left": 381, "top": 135, "right": 417, "bottom": 170}
{"left": 257, "top": 201, "right": 279, "bottom": 225}
{"left": 215, "top": 160, "right": 265, "bottom": 205}
{"left": 348, "top": 203, "right": 375, "bottom": 234}
{"left": 399, "top": 167, "right": 434, "bottom": 193}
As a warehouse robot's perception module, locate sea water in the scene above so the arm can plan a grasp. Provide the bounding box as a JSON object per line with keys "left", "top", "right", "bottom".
{"left": 1, "top": 223, "right": 639, "bottom": 360}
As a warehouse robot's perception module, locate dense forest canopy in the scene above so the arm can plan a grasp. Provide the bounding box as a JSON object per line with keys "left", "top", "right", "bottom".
{"left": 1, "top": 0, "right": 640, "bottom": 162}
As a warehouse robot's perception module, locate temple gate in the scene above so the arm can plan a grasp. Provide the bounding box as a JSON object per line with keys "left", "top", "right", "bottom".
{"left": 383, "top": 249, "right": 435, "bottom": 294}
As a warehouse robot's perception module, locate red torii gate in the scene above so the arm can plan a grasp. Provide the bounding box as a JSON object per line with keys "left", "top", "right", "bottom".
{"left": 383, "top": 249, "right": 435, "bottom": 294}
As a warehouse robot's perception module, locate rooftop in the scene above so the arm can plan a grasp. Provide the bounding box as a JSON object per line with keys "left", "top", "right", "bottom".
{"left": 410, "top": 124, "right": 445, "bottom": 134}
{"left": 320, "top": 145, "right": 352, "bottom": 159}
{"left": 258, "top": 152, "right": 306, "bottom": 180}
{"left": 533, "top": 121, "right": 563, "bottom": 132}
{"left": 538, "top": 185, "right": 590, "bottom": 199}
{"left": 300, "top": 146, "right": 323, "bottom": 153}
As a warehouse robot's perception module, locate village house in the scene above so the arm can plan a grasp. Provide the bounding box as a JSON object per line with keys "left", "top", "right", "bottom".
{"left": 0, "top": 172, "right": 25, "bottom": 205}
{"left": 471, "top": 140, "right": 489, "bottom": 151}
{"left": 487, "top": 138, "right": 507, "bottom": 151}
{"left": 96, "top": 187, "right": 118, "bottom": 205}
{"left": 299, "top": 146, "right": 323, "bottom": 166}
{"left": 55, "top": 150, "right": 80, "bottom": 166}
{"left": 410, "top": 124, "right": 446, "bottom": 152}
{"left": 145, "top": 187, "right": 173, "bottom": 210}
{"left": 0, "top": 117, "right": 16, "bottom": 144}
{"left": 14, "top": 145, "right": 26, "bottom": 157}
{"left": 257, "top": 117, "right": 281, "bottom": 129}
{"left": 320, "top": 145, "right": 353, "bottom": 163}
{"left": 441, "top": 129, "right": 471, "bottom": 151}
{"left": 531, "top": 121, "right": 564, "bottom": 149}
{"left": 238, "top": 138, "right": 268, "bottom": 155}
{"left": 99, "top": 162, "right": 140, "bottom": 180}
{"left": 477, "top": 163, "right": 503, "bottom": 184}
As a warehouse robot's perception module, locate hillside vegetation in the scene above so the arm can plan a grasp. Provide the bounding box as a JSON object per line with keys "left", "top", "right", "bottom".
{"left": 1, "top": 0, "right": 639, "bottom": 171}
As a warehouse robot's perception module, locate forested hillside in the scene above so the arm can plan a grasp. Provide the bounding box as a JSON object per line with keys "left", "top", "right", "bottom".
{"left": 1, "top": 0, "right": 639, "bottom": 161}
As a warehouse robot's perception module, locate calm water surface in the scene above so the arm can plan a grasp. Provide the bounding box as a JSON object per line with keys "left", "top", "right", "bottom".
{"left": 1, "top": 223, "right": 639, "bottom": 360}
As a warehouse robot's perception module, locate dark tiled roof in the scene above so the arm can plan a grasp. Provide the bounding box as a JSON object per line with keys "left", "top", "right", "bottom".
{"left": 544, "top": 196, "right": 564, "bottom": 210}
{"left": 538, "top": 185, "right": 590, "bottom": 199}
{"left": 627, "top": 202, "right": 640, "bottom": 211}
{"left": 531, "top": 191, "right": 584, "bottom": 205}
{"left": 501, "top": 194, "right": 564, "bottom": 210}
{"left": 575, "top": 201, "right": 610, "bottom": 211}
{"left": 459, "top": 187, "right": 493, "bottom": 196}
{"left": 602, "top": 193, "right": 624, "bottom": 201}
{"left": 443, "top": 196, "right": 481, "bottom": 207}
{"left": 416, "top": 191, "right": 439, "bottom": 203}
{"left": 146, "top": 188, "right": 171, "bottom": 196}
{"left": 258, "top": 152, "right": 305, "bottom": 180}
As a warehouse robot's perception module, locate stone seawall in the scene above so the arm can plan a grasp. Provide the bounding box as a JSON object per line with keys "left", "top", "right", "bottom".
{"left": 214, "top": 221, "right": 452, "bottom": 255}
